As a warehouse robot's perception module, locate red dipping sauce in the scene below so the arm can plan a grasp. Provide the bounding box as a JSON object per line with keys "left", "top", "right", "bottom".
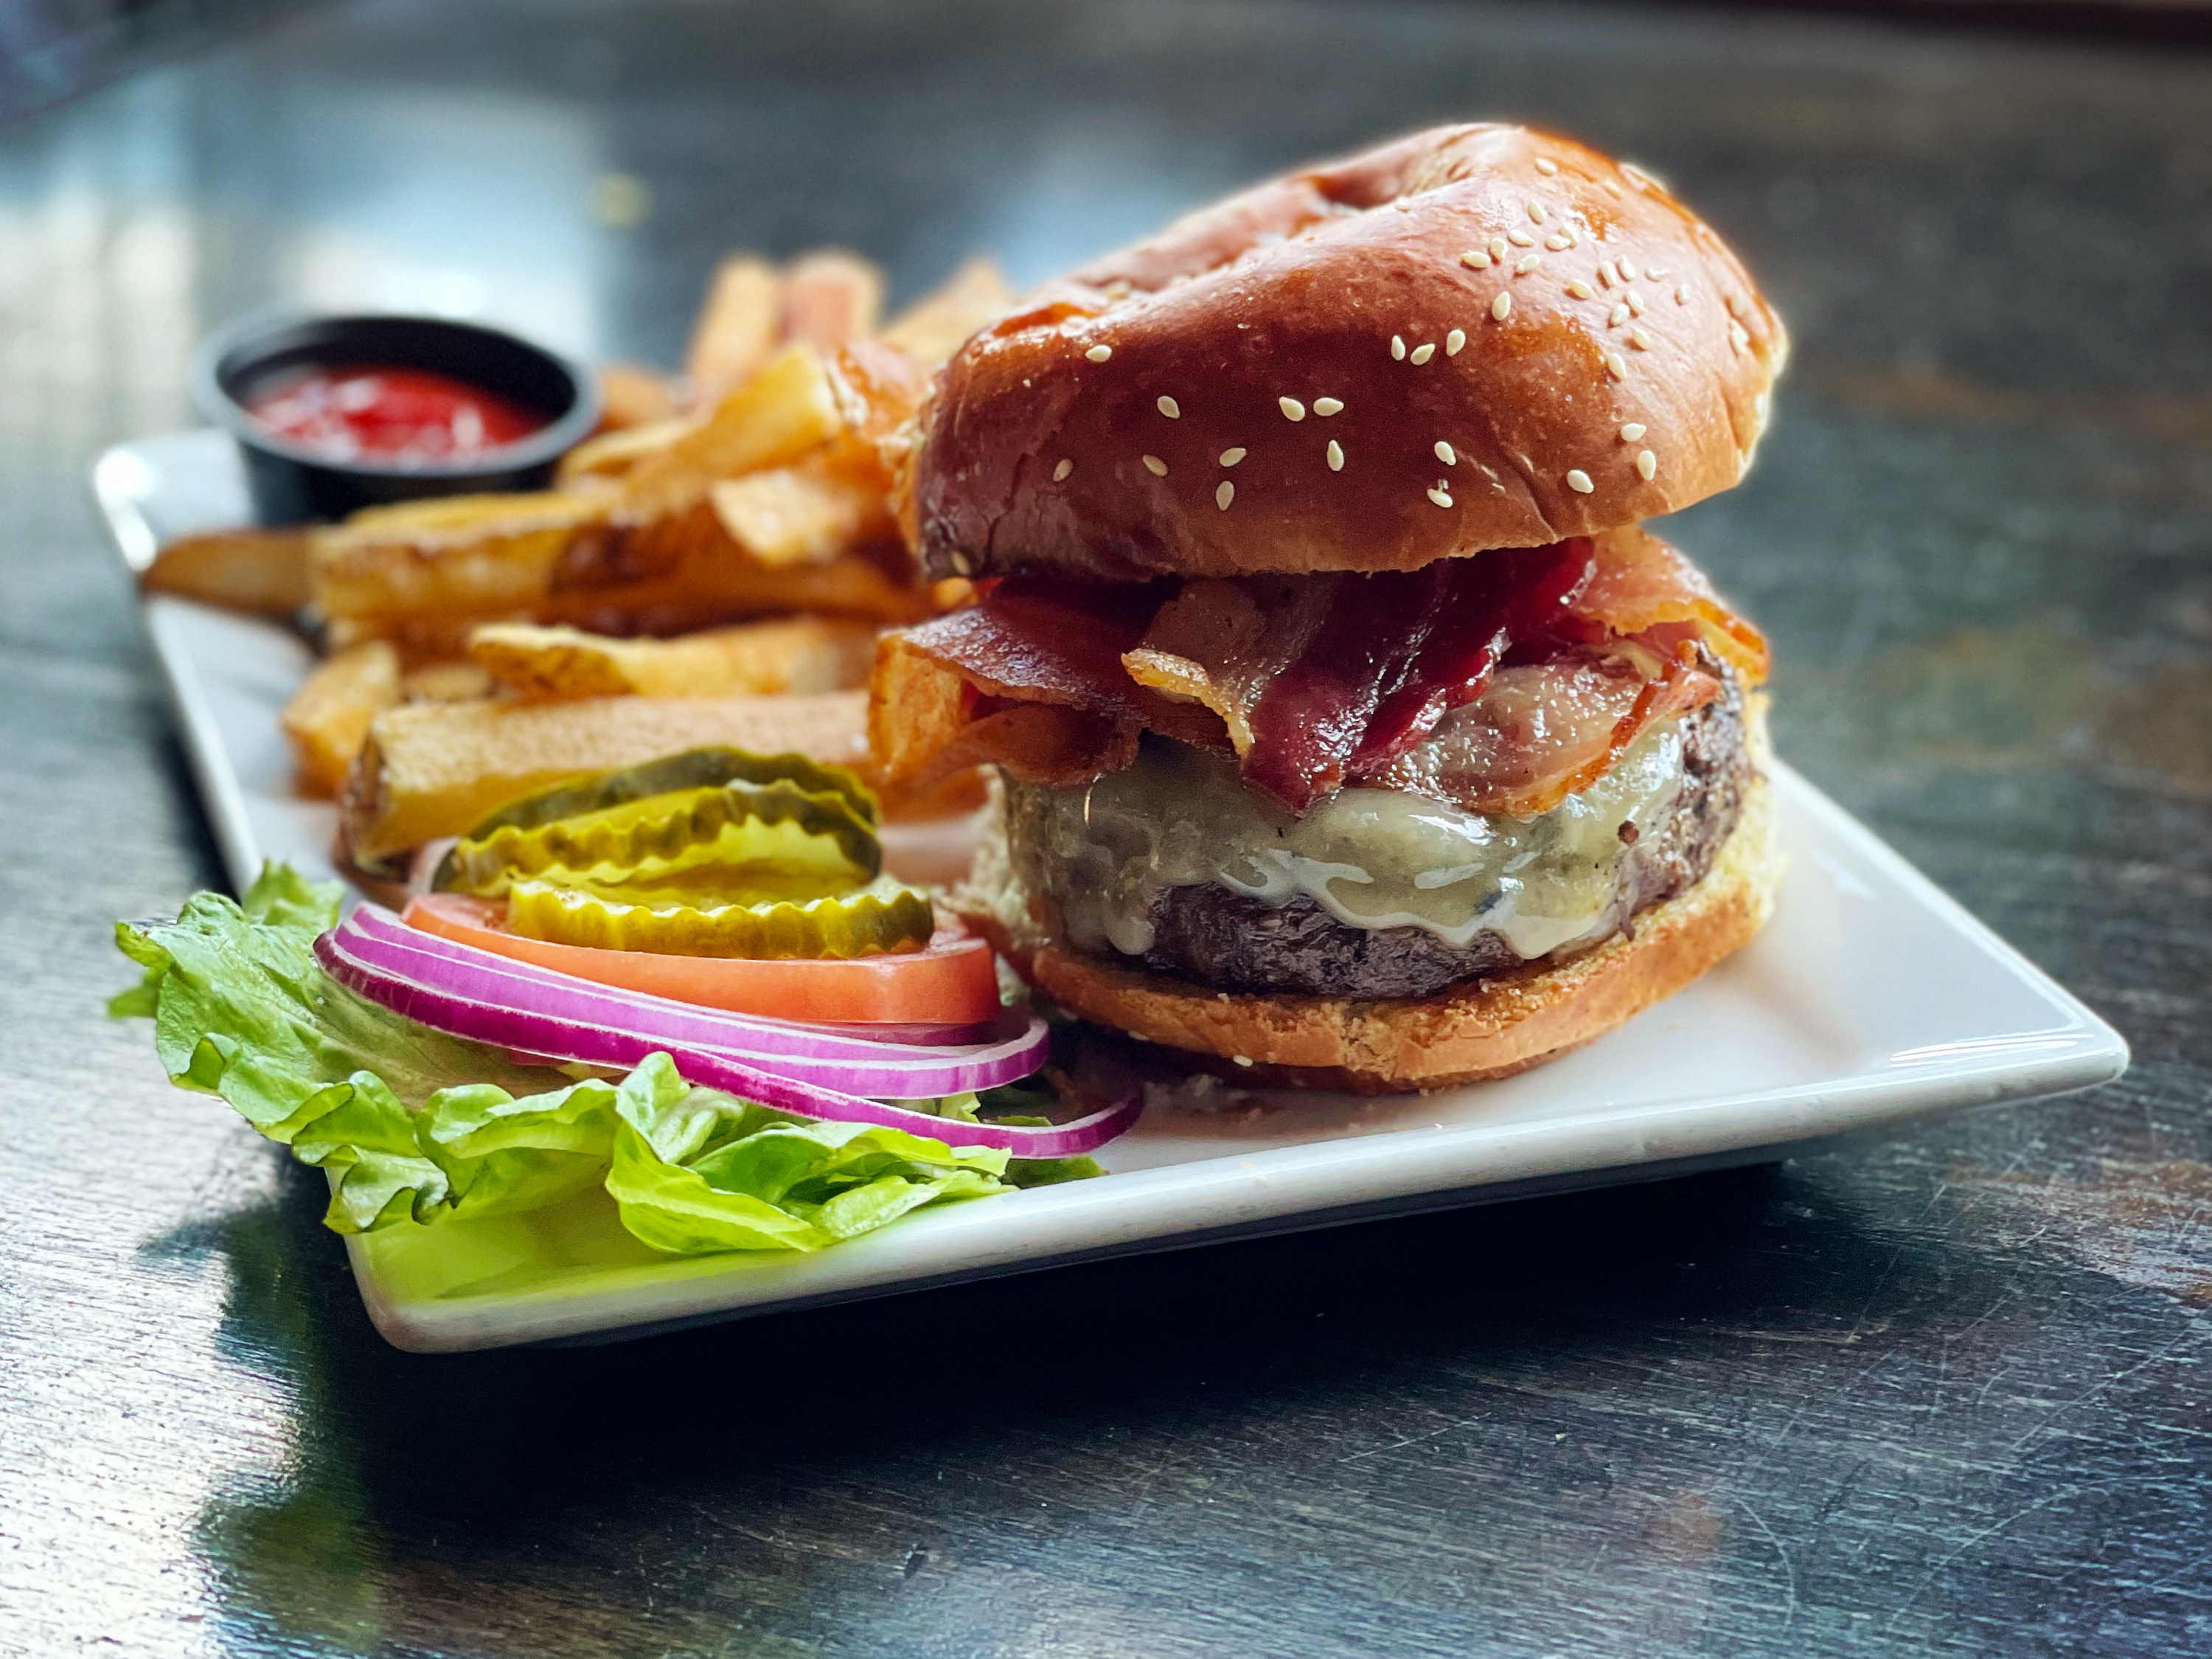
{"left": 245, "top": 364, "right": 547, "bottom": 465}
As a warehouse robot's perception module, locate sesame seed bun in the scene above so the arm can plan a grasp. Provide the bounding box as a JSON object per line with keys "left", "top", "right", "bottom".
{"left": 913, "top": 124, "right": 1786, "bottom": 582}
{"left": 952, "top": 709, "right": 1781, "bottom": 1094}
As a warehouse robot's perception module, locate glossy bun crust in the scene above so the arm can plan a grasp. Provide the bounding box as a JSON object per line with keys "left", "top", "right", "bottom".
{"left": 913, "top": 124, "right": 1785, "bottom": 581}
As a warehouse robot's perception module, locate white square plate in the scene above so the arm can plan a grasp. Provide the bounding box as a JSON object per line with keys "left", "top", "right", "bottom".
{"left": 94, "top": 431, "right": 2128, "bottom": 1352}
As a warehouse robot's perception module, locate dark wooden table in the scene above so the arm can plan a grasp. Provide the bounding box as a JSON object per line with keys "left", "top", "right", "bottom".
{"left": 4, "top": 2, "right": 2208, "bottom": 1653}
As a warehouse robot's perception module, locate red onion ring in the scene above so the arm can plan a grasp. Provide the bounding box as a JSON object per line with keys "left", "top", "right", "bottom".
{"left": 312, "top": 928, "right": 1139, "bottom": 1158}
{"left": 347, "top": 905, "right": 1007, "bottom": 1054}
{"left": 330, "top": 907, "right": 1047, "bottom": 1098}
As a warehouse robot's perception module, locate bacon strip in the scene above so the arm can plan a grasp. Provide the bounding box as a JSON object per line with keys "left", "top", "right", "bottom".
{"left": 1579, "top": 526, "right": 1769, "bottom": 684}
{"left": 870, "top": 532, "right": 1759, "bottom": 816}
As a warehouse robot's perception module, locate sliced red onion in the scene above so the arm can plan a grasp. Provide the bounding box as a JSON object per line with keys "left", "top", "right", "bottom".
{"left": 312, "top": 923, "right": 1138, "bottom": 1157}
{"left": 330, "top": 908, "right": 1047, "bottom": 1099}
{"left": 346, "top": 904, "right": 1009, "bottom": 1060}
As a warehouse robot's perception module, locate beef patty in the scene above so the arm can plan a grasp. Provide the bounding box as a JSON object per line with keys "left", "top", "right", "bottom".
{"left": 1065, "top": 682, "right": 1750, "bottom": 1001}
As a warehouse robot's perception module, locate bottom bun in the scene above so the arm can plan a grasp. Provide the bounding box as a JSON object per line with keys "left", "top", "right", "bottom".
{"left": 956, "top": 768, "right": 1782, "bottom": 1095}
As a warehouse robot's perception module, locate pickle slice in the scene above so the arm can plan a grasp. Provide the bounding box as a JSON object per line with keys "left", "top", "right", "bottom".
{"left": 435, "top": 745, "right": 880, "bottom": 890}
{"left": 504, "top": 874, "right": 936, "bottom": 959}
{"left": 441, "top": 777, "right": 880, "bottom": 900}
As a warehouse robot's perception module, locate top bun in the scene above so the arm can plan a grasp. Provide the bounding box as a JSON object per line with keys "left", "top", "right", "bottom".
{"left": 912, "top": 124, "right": 1786, "bottom": 582}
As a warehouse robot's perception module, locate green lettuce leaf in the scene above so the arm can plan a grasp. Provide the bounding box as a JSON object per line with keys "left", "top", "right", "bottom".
{"left": 113, "top": 867, "right": 1099, "bottom": 1253}
{"left": 605, "top": 1053, "right": 1011, "bottom": 1253}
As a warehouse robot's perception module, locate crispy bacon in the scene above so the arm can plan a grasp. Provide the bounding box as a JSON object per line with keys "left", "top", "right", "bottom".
{"left": 1578, "top": 526, "right": 1769, "bottom": 684}
{"left": 1371, "top": 650, "right": 1721, "bottom": 818}
{"left": 869, "top": 531, "right": 1759, "bottom": 818}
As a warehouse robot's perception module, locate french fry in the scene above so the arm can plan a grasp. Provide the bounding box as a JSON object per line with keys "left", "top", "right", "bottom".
{"left": 282, "top": 639, "right": 400, "bottom": 796}
{"left": 310, "top": 491, "right": 610, "bottom": 630}
{"left": 597, "top": 362, "right": 681, "bottom": 430}
{"left": 684, "top": 254, "right": 780, "bottom": 406}
{"left": 341, "top": 689, "right": 874, "bottom": 869}
{"left": 467, "top": 616, "right": 878, "bottom": 700}
{"left": 142, "top": 526, "right": 312, "bottom": 614}
{"left": 612, "top": 343, "right": 846, "bottom": 527}
{"left": 556, "top": 417, "right": 690, "bottom": 487}
{"left": 779, "top": 249, "right": 884, "bottom": 351}
{"left": 708, "top": 459, "right": 888, "bottom": 568}
{"left": 878, "top": 257, "right": 1012, "bottom": 367}
{"left": 400, "top": 660, "right": 496, "bottom": 703}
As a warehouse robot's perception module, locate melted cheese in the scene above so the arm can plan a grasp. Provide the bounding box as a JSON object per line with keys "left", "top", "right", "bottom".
{"left": 1012, "top": 721, "right": 1688, "bottom": 961}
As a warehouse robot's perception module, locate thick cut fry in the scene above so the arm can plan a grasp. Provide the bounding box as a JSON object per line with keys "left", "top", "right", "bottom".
{"left": 597, "top": 362, "right": 681, "bottom": 430}
{"left": 310, "top": 491, "right": 610, "bottom": 628}
{"left": 709, "top": 461, "right": 886, "bottom": 568}
{"left": 468, "top": 616, "right": 877, "bottom": 700}
{"left": 142, "top": 526, "right": 311, "bottom": 614}
{"left": 779, "top": 249, "right": 884, "bottom": 351}
{"left": 341, "top": 690, "right": 874, "bottom": 869}
{"left": 556, "top": 417, "right": 690, "bottom": 487}
{"left": 400, "top": 660, "right": 496, "bottom": 703}
{"left": 610, "top": 344, "right": 845, "bottom": 530}
{"left": 684, "top": 254, "right": 780, "bottom": 407}
{"left": 878, "top": 257, "right": 1013, "bottom": 367}
{"left": 282, "top": 639, "right": 400, "bottom": 796}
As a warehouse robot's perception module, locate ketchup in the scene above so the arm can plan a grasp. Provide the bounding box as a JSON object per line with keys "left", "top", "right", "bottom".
{"left": 246, "top": 364, "right": 546, "bottom": 464}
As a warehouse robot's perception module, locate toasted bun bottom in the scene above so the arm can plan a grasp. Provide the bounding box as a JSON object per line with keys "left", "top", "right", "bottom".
{"left": 955, "top": 764, "right": 1781, "bottom": 1095}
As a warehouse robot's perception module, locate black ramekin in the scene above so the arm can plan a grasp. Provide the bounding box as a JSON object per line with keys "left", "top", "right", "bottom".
{"left": 193, "top": 311, "right": 602, "bottom": 524}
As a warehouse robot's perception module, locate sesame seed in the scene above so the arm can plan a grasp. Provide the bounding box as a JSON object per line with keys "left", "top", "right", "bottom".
{"left": 1410, "top": 342, "right": 1436, "bottom": 364}
{"left": 1427, "top": 487, "right": 1454, "bottom": 509}
{"left": 1142, "top": 454, "right": 1167, "bottom": 476}
{"left": 1604, "top": 352, "right": 1626, "bottom": 380}
{"left": 1216, "top": 481, "right": 1234, "bottom": 510}
{"left": 1492, "top": 292, "right": 1512, "bottom": 321}
{"left": 1488, "top": 237, "right": 1508, "bottom": 260}
{"left": 1729, "top": 321, "right": 1751, "bottom": 353}
{"left": 1609, "top": 302, "right": 1630, "bottom": 327}
{"left": 1619, "top": 422, "right": 1646, "bottom": 442}
{"left": 1461, "top": 249, "right": 1493, "bottom": 269}
{"left": 1326, "top": 439, "right": 1344, "bottom": 471}
{"left": 1631, "top": 328, "right": 1653, "bottom": 350}
{"left": 1280, "top": 396, "right": 1307, "bottom": 421}
{"left": 1085, "top": 344, "right": 1112, "bottom": 363}
{"left": 1391, "top": 335, "right": 1407, "bottom": 361}
{"left": 1053, "top": 458, "right": 1074, "bottom": 481}
{"left": 1618, "top": 259, "right": 1638, "bottom": 282}
{"left": 1535, "top": 157, "right": 1559, "bottom": 175}
{"left": 1508, "top": 229, "right": 1536, "bottom": 248}
{"left": 1545, "top": 234, "right": 1572, "bottom": 251}
{"left": 1528, "top": 201, "right": 1548, "bottom": 224}
{"left": 1157, "top": 395, "right": 1180, "bottom": 419}
{"left": 1596, "top": 262, "right": 1614, "bottom": 289}
{"left": 950, "top": 550, "right": 973, "bottom": 576}
{"left": 1516, "top": 254, "right": 1542, "bottom": 276}
{"left": 1636, "top": 449, "right": 1658, "bottom": 480}
{"left": 1231, "top": 1054, "right": 1254, "bottom": 1067}
{"left": 1435, "top": 440, "right": 1457, "bottom": 465}
{"left": 1646, "top": 265, "right": 1669, "bottom": 279}
{"left": 1565, "top": 469, "right": 1594, "bottom": 494}
{"left": 1219, "top": 447, "right": 1247, "bottom": 466}
{"left": 1314, "top": 397, "right": 1343, "bottom": 416}
{"left": 1726, "top": 292, "right": 1747, "bottom": 319}
{"left": 1566, "top": 279, "right": 1595, "bottom": 300}
{"left": 1601, "top": 179, "right": 1624, "bottom": 200}
{"left": 1445, "top": 328, "right": 1466, "bottom": 356}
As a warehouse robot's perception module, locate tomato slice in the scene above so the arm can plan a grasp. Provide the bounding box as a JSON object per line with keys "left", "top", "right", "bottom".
{"left": 400, "top": 892, "right": 1004, "bottom": 1027}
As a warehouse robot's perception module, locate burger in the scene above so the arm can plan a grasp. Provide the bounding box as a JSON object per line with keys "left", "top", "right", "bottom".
{"left": 869, "top": 125, "right": 1786, "bottom": 1093}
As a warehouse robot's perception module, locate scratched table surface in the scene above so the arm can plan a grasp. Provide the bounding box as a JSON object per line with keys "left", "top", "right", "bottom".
{"left": 2, "top": 1, "right": 2209, "bottom": 1654}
